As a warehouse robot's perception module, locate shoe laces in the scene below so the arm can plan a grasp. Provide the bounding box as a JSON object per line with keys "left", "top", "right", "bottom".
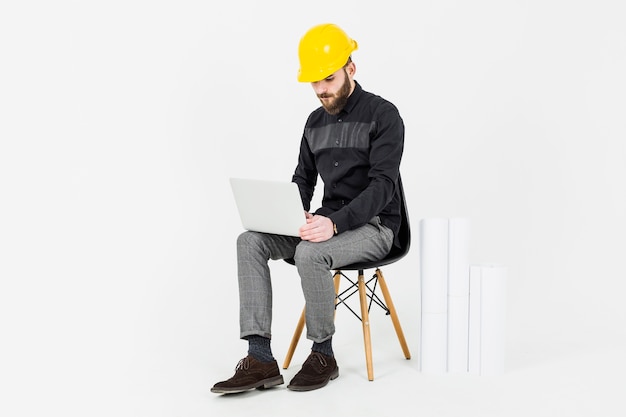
{"left": 305, "top": 352, "right": 328, "bottom": 367}
{"left": 235, "top": 357, "right": 250, "bottom": 371}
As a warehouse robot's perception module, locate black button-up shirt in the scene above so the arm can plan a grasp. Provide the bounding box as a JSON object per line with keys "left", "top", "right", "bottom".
{"left": 292, "top": 81, "right": 405, "bottom": 246}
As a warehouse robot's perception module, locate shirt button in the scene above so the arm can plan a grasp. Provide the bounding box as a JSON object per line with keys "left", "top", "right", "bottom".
{"left": 334, "top": 161, "right": 339, "bottom": 167}
{"left": 335, "top": 139, "right": 339, "bottom": 145}
{"left": 338, "top": 118, "right": 343, "bottom": 123}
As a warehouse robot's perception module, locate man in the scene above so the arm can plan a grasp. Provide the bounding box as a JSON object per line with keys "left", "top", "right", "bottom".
{"left": 211, "top": 23, "right": 404, "bottom": 393}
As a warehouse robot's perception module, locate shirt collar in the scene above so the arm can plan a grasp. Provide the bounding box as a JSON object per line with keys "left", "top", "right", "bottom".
{"left": 340, "top": 80, "right": 363, "bottom": 115}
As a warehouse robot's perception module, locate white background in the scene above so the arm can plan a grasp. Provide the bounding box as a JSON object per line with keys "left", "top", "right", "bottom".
{"left": 1, "top": 1, "right": 625, "bottom": 416}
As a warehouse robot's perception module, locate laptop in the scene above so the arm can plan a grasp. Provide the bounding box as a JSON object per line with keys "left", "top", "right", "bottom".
{"left": 229, "top": 177, "right": 306, "bottom": 237}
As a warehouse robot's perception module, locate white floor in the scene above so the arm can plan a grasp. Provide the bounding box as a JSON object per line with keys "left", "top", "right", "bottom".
{"left": 117, "top": 309, "right": 625, "bottom": 417}
{"left": 1, "top": 258, "right": 624, "bottom": 417}
{"left": 205, "top": 317, "right": 625, "bottom": 417}
{"left": 3, "top": 252, "right": 626, "bottom": 417}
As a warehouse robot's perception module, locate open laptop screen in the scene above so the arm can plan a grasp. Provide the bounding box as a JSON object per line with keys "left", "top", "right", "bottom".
{"left": 229, "top": 178, "right": 306, "bottom": 237}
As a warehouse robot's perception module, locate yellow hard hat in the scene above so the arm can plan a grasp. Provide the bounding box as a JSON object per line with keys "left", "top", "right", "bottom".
{"left": 297, "top": 23, "right": 358, "bottom": 82}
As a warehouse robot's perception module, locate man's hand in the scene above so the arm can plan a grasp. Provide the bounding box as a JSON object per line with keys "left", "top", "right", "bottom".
{"left": 299, "top": 212, "right": 334, "bottom": 242}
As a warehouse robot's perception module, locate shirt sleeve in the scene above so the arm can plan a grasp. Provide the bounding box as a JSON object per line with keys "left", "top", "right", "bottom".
{"left": 291, "top": 133, "right": 318, "bottom": 212}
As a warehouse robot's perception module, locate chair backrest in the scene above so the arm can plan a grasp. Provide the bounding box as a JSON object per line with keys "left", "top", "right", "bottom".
{"left": 342, "top": 175, "right": 410, "bottom": 271}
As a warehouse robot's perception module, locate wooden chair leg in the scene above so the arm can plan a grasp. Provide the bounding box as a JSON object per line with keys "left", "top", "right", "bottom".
{"left": 333, "top": 271, "right": 341, "bottom": 314}
{"left": 357, "top": 270, "right": 375, "bottom": 381}
{"left": 283, "top": 271, "right": 343, "bottom": 370}
{"left": 282, "top": 307, "right": 305, "bottom": 369}
{"left": 376, "top": 268, "right": 411, "bottom": 360}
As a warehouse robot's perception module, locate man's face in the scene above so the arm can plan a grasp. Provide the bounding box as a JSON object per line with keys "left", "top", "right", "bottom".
{"left": 311, "top": 64, "right": 354, "bottom": 115}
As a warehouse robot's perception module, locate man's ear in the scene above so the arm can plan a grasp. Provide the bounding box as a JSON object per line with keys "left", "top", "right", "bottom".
{"left": 346, "top": 61, "right": 356, "bottom": 78}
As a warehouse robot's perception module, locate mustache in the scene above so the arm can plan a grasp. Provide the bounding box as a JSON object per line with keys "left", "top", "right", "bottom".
{"left": 318, "top": 93, "right": 332, "bottom": 99}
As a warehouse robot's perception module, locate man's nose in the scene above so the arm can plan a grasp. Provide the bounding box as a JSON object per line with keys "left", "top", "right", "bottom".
{"left": 312, "top": 82, "right": 326, "bottom": 95}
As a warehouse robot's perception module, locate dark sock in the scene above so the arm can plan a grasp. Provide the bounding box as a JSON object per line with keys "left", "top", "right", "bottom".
{"left": 312, "top": 338, "right": 334, "bottom": 357}
{"left": 246, "top": 335, "right": 275, "bottom": 363}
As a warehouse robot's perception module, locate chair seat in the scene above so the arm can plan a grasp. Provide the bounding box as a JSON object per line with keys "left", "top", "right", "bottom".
{"left": 284, "top": 243, "right": 406, "bottom": 271}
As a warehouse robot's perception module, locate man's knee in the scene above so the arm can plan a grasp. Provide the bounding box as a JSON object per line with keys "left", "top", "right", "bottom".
{"left": 293, "top": 241, "right": 330, "bottom": 267}
{"left": 237, "top": 231, "right": 268, "bottom": 253}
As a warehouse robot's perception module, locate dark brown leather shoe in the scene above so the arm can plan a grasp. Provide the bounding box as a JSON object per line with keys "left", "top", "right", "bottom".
{"left": 210, "top": 355, "right": 284, "bottom": 394}
{"left": 287, "top": 351, "right": 339, "bottom": 391}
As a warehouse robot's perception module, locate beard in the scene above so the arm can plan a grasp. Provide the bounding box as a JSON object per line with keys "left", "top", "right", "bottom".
{"left": 318, "top": 69, "right": 351, "bottom": 115}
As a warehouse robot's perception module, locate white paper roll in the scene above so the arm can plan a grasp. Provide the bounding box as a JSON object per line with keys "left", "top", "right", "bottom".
{"left": 446, "top": 218, "right": 470, "bottom": 373}
{"left": 447, "top": 295, "right": 469, "bottom": 373}
{"left": 468, "top": 266, "right": 482, "bottom": 375}
{"left": 448, "top": 217, "right": 470, "bottom": 297}
{"left": 420, "top": 218, "right": 449, "bottom": 314}
{"left": 420, "top": 312, "right": 448, "bottom": 374}
{"left": 468, "top": 264, "right": 507, "bottom": 376}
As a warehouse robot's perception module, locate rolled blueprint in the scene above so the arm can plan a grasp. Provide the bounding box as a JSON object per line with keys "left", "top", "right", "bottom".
{"left": 468, "top": 267, "right": 482, "bottom": 374}
{"left": 468, "top": 264, "right": 508, "bottom": 376}
{"left": 447, "top": 217, "right": 470, "bottom": 373}
{"left": 420, "top": 218, "right": 449, "bottom": 313}
{"left": 448, "top": 217, "right": 470, "bottom": 296}
{"left": 448, "top": 295, "right": 470, "bottom": 373}
{"left": 420, "top": 218, "right": 449, "bottom": 373}
{"left": 420, "top": 312, "right": 448, "bottom": 374}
